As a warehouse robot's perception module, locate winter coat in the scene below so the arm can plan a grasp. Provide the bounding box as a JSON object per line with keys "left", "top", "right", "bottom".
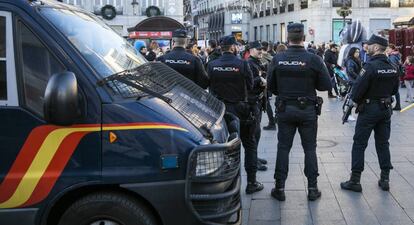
{"left": 324, "top": 49, "right": 338, "bottom": 77}
{"left": 403, "top": 64, "right": 414, "bottom": 81}
{"left": 345, "top": 57, "right": 362, "bottom": 82}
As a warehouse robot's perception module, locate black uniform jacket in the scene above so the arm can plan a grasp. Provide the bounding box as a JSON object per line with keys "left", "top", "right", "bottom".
{"left": 157, "top": 47, "right": 209, "bottom": 89}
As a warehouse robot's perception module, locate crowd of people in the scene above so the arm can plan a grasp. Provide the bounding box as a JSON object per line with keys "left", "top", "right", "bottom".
{"left": 134, "top": 27, "right": 413, "bottom": 200}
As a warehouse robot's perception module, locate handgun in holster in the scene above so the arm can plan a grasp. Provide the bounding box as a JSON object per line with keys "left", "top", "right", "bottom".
{"left": 315, "top": 96, "right": 324, "bottom": 116}
{"left": 380, "top": 97, "right": 393, "bottom": 110}
{"left": 297, "top": 97, "right": 308, "bottom": 110}
{"left": 276, "top": 97, "right": 286, "bottom": 113}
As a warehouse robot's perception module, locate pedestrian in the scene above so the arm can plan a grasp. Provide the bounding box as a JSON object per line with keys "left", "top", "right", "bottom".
{"left": 360, "top": 42, "right": 371, "bottom": 64}
{"left": 247, "top": 41, "right": 269, "bottom": 172}
{"left": 345, "top": 47, "right": 362, "bottom": 84}
{"left": 206, "top": 40, "right": 221, "bottom": 65}
{"left": 324, "top": 43, "right": 340, "bottom": 98}
{"left": 403, "top": 56, "right": 414, "bottom": 103}
{"left": 157, "top": 29, "right": 209, "bottom": 89}
{"left": 139, "top": 46, "right": 148, "bottom": 57}
{"left": 268, "top": 23, "right": 332, "bottom": 201}
{"left": 207, "top": 35, "right": 264, "bottom": 194}
{"left": 268, "top": 42, "right": 276, "bottom": 56}
{"left": 386, "top": 44, "right": 403, "bottom": 110}
{"left": 341, "top": 34, "right": 400, "bottom": 193}
{"left": 260, "top": 41, "right": 273, "bottom": 65}
{"left": 146, "top": 41, "right": 160, "bottom": 61}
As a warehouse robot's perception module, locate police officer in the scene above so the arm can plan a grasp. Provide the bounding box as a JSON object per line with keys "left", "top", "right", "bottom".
{"left": 157, "top": 29, "right": 209, "bottom": 89}
{"left": 341, "top": 35, "right": 400, "bottom": 192}
{"left": 207, "top": 35, "right": 264, "bottom": 194}
{"left": 247, "top": 41, "right": 268, "bottom": 172}
{"left": 268, "top": 23, "right": 332, "bottom": 201}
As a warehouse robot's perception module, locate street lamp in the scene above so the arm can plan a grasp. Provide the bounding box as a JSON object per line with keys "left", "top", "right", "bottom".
{"left": 131, "top": 0, "right": 139, "bottom": 15}
{"left": 336, "top": 0, "right": 352, "bottom": 27}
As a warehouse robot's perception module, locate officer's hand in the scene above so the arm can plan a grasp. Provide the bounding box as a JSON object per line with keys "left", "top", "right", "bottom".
{"left": 260, "top": 77, "right": 267, "bottom": 87}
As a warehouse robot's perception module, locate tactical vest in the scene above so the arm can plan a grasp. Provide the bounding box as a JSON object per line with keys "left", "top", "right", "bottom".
{"left": 365, "top": 61, "right": 399, "bottom": 99}
{"left": 275, "top": 53, "right": 317, "bottom": 98}
{"left": 209, "top": 59, "right": 247, "bottom": 103}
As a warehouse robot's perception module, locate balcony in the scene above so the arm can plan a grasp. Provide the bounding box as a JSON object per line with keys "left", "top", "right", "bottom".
{"left": 265, "top": 9, "right": 271, "bottom": 16}
{"left": 399, "top": 0, "right": 414, "bottom": 7}
{"left": 272, "top": 7, "right": 278, "bottom": 14}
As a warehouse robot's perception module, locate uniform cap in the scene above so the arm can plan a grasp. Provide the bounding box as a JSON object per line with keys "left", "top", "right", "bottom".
{"left": 365, "top": 34, "right": 388, "bottom": 47}
{"left": 219, "top": 35, "right": 237, "bottom": 46}
{"left": 287, "top": 23, "right": 304, "bottom": 34}
{"left": 248, "top": 41, "right": 262, "bottom": 50}
{"left": 172, "top": 29, "right": 188, "bottom": 38}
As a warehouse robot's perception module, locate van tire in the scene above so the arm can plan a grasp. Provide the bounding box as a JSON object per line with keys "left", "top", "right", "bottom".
{"left": 58, "top": 191, "right": 158, "bottom": 225}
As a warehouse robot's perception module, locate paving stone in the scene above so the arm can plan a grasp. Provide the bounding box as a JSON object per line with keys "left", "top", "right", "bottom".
{"left": 243, "top": 94, "right": 414, "bottom": 225}
{"left": 249, "top": 199, "right": 280, "bottom": 221}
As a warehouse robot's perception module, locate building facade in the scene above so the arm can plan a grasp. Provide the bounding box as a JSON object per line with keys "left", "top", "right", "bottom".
{"left": 194, "top": 0, "right": 251, "bottom": 42}
{"left": 61, "top": 0, "right": 184, "bottom": 37}
{"left": 249, "top": 0, "right": 414, "bottom": 44}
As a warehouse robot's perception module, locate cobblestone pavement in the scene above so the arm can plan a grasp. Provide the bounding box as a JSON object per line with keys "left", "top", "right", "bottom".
{"left": 241, "top": 91, "right": 414, "bottom": 225}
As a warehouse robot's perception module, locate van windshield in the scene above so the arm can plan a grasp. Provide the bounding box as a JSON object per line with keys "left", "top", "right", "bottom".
{"left": 40, "top": 7, "right": 147, "bottom": 78}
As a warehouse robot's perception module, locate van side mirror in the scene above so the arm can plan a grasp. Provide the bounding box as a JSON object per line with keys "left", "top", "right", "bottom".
{"left": 44, "top": 72, "right": 79, "bottom": 126}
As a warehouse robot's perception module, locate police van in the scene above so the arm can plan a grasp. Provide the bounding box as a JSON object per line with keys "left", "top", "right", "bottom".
{"left": 0, "top": 1, "right": 241, "bottom": 224}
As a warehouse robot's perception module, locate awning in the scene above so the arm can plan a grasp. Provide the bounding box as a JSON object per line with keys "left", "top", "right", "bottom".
{"left": 393, "top": 15, "right": 414, "bottom": 26}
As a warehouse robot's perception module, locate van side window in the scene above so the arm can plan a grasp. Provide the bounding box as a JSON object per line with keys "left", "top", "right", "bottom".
{"left": 18, "top": 21, "right": 65, "bottom": 116}
{"left": 0, "top": 17, "right": 6, "bottom": 100}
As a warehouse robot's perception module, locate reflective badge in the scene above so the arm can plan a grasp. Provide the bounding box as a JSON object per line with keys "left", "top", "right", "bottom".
{"left": 360, "top": 69, "right": 366, "bottom": 77}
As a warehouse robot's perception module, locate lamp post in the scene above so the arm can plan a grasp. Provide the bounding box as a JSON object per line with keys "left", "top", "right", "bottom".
{"left": 131, "top": 0, "right": 139, "bottom": 16}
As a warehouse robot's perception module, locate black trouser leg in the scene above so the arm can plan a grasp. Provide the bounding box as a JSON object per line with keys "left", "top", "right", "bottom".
{"left": 266, "top": 98, "right": 275, "bottom": 125}
{"left": 298, "top": 119, "right": 319, "bottom": 186}
{"left": 374, "top": 112, "right": 393, "bottom": 171}
{"left": 351, "top": 110, "right": 375, "bottom": 172}
{"left": 274, "top": 119, "right": 297, "bottom": 181}
{"left": 254, "top": 105, "right": 262, "bottom": 149}
{"left": 240, "top": 121, "right": 258, "bottom": 182}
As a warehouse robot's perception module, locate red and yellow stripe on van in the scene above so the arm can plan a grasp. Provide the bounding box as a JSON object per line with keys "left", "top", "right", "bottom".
{"left": 0, "top": 123, "right": 187, "bottom": 209}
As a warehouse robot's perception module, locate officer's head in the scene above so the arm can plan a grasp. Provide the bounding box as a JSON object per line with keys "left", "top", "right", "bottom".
{"left": 365, "top": 34, "right": 388, "bottom": 56}
{"left": 172, "top": 29, "right": 188, "bottom": 48}
{"left": 287, "top": 23, "right": 305, "bottom": 45}
{"left": 248, "top": 41, "right": 262, "bottom": 58}
{"left": 219, "top": 35, "right": 237, "bottom": 53}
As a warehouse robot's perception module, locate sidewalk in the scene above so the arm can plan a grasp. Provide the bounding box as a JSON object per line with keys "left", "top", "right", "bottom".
{"left": 241, "top": 92, "right": 414, "bottom": 225}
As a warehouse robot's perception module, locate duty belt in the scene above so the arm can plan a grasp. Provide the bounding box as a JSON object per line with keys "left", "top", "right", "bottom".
{"left": 364, "top": 97, "right": 392, "bottom": 104}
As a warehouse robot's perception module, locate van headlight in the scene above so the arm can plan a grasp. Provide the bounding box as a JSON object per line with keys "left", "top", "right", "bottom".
{"left": 195, "top": 151, "right": 225, "bottom": 177}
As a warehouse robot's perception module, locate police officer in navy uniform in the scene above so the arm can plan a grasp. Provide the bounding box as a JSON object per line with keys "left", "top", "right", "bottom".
{"left": 268, "top": 23, "right": 332, "bottom": 201}
{"left": 341, "top": 35, "right": 399, "bottom": 192}
{"left": 208, "top": 35, "right": 264, "bottom": 194}
{"left": 157, "top": 29, "right": 209, "bottom": 89}
{"left": 247, "top": 41, "right": 268, "bottom": 172}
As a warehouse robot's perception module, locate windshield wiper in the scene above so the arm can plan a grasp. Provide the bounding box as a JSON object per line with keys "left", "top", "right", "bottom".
{"left": 96, "top": 68, "right": 172, "bottom": 104}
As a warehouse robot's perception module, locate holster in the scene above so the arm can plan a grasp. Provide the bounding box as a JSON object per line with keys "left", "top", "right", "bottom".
{"left": 380, "top": 97, "right": 393, "bottom": 110}
{"left": 356, "top": 103, "right": 365, "bottom": 113}
{"left": 276, "top": 97, "right": 286, "bottom": 113}
{"left": 315, "top": 96, "right": 324, "bottom": 116}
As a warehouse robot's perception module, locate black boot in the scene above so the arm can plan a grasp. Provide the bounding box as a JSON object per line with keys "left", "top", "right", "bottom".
{"left": 271, "top": 181, "right": 285, "bottom": 201}
{"left": 378, "top": 170, "right": 390, "bottom": 191}
{"left": 246, "top": 181, "right": 264, "bottom": 194}
{"left": 341, "top": 172, "right": 362, "bottom": 192}
{"left": 263, "top": 124, "right": 276, "bottom": 130}
{"left": 308, "top": 187, "right": 322, "bottom": 201}
{"left": 258, "top": 158, "right": 268, "bottom": 165}
{"left": 257, "top": 161, "right": 268, "bottom": 171}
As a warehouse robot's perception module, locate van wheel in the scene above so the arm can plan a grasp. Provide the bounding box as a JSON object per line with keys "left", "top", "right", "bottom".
{"left": 58, "top": 192, "right": 158, "bottom": 225}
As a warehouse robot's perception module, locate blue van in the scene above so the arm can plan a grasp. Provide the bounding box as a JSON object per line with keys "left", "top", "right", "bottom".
{"left": 0, "top": 1, "right": 241, "bottom": 224}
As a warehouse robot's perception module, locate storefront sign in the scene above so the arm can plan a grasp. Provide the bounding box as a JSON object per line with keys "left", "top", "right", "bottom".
{"left": 129, "top": 31, "right": 172, "bottom": 39}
